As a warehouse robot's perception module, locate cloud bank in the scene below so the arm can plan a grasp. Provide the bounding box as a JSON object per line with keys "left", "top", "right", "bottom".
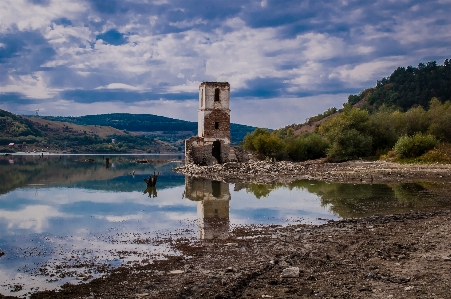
{"left": 1, "top": 0, "right": 450, "bottom": 128}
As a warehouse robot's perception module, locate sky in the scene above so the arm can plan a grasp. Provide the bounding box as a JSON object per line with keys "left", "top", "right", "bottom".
{"left": 0, "top": 0, "right": 450, "bottom": 129}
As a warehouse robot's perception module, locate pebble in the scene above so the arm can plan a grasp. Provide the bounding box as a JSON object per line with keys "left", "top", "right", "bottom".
{"left": 280, "top": 267, "right": 300, "bottom": 278}
{"left": 169, "top": 270, "right": 184, "bottom": 274}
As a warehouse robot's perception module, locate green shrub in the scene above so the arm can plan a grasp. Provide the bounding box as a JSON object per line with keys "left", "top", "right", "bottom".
{"left": 326, "top": 129, "right": 372, "bottom": 162}
{"left": 243, "top": 128, "right": 285, "bottom": 160}
{"left": 394, "top": 133, "right": 438, "bottom": 159}
{"left": 286, "top": 134, "right": 329, "bottom": 161}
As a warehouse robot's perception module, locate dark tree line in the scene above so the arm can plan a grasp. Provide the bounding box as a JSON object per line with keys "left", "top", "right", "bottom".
{"left": 348, "top": 59, "right": 451, "bottom": 110}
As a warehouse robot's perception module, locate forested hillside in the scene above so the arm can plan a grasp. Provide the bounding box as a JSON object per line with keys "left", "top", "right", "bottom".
{"left": 41, "top": 113, "right": 195, "bottom": 132}
{"left": 39, "top": 113, "right": 256, "bottom": 145}
{"left": 1, "top": 110, "right": 257, "bottom": 153}
{"left": 243, "top": 58, "right": 451, "bottom": 163}
{"left": 347, "top": 59, "right": 451, "bottom": 110}
{"left": 0, "top": 110, "right": 175, "bottom": 153}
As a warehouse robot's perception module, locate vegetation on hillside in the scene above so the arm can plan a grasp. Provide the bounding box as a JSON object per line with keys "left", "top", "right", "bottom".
{"left": 347, "top": 59, "right": 451, "bottom": 110}
{"left": 39, "top": 113, "right": 256, "bottom": 145}
{"left": 1, "top": 110, "right": 256, "bottom": 153}
{"left": 0, "top": 110, "right": 174, "bottom": 153}
{"left": 243, "top": 58, "right": 451, "bottom": 163}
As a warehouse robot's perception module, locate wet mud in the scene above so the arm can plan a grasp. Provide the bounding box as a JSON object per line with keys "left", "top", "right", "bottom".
{"left": 2, "top": 211, "right": 448, "bottom": 299}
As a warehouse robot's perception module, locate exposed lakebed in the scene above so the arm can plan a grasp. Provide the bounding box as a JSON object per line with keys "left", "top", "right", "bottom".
{"left": 0, "top": 154, "right": 450, "bottom": 298}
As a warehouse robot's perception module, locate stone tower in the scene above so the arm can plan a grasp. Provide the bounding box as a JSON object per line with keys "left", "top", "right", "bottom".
{"left": 198, "top": 82, "right": 231, "bottom": 163}
{"left": 198, "top": 82, "right": 230, "bottom": 144}
{"left": 185, "top": 81, "right": 248, "bottom": 165}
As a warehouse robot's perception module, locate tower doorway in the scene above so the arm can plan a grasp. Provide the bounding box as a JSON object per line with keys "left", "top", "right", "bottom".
{"left": 212, "top": 140, "right": 221, "bottom": 163}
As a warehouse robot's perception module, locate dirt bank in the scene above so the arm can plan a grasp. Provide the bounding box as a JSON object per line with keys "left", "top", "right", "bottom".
{"left": 12, "top": 211, "right": 449, "bottom": 299}
{"left": 174, "top": 160, "right": 451, "bottom": 184}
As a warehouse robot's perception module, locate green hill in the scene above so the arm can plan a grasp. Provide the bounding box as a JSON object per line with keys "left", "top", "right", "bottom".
{"left": 1, "top": 110, "right": 257, "bottom": 153}
{"left": 243, "top": 58, "right": 451, "bottom": 163}
{"left": 347, "top": 59, "right": 451, "bottom": 110}
{"left": 39, "top": 113, "right": 256, "bottom": 145}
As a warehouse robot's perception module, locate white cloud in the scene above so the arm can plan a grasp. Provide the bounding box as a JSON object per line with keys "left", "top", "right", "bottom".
{"left": 0, "top": 0, "right": 86, "bottom": 33}
{"left": 0, "top": 72, "right": 62, "bottom": 99}
{"left": 169, "top": 18, "right": 207, "bottom": 29}
{"left": 231, "top": 94, "right": 348, "bottom": 129}
{"left": 95, "top": 83, "right": 144, "bottom": 91}
{"left": 329, "top": 57, "right": 408, "bottom": 85}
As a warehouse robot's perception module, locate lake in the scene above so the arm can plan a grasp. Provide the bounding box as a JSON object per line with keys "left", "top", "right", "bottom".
{"left": 0, "top": 154, "right": 450, "bottom": 297}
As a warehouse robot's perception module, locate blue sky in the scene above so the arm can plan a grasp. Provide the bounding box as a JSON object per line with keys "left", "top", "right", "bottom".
{"left": 0, "top": 0, "right": 450, "bottom": 128}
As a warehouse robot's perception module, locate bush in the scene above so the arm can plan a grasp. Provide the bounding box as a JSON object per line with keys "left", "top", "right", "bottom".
{"left": 243, "top": 128, "right": 285, "bottom": 160}
{"left": 394, "top": 133, "right": 438, "bottom": 159}
{"left": 326, "top": 129, "right": 373, "bottom": 162}
{"left": 286, "top": 134, "right": 329, "bottom": 161}
{"left": 320, "top": 107, "right": 372, "bottom": 161}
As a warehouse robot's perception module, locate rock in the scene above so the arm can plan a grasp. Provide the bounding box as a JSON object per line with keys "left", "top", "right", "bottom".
{"left": 136, "top": 293, "right": 150, "bottom": 297}
{"left": 224, "top": 243, "right": 238, "bottom": 247}
{"left": 169, "top": 270, "right": 184, "bottom": 274}
{"left": 76, "top": 273, "right": 90, "bottom": 280}
{"left": 280, "top": 267, "right": 300, "bottom": 278}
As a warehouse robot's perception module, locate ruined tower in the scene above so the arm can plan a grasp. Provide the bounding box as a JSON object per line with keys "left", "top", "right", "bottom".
{"left": 185, "top": 82, "right": 248, "bottom": 165}
{"left": 198, "top": 82, "right": 231, "bottom": 163}
{"left": 198, "top": 82, "right": 230, "bottom": 144}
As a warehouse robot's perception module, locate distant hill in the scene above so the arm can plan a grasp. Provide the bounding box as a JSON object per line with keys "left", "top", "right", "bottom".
{"left": 0, "top": 109, "right": 42, "bottom": 138}
{"left": 39, "top": 113, "right": 256, "bottom": 145}
{"left": 1, "top": 109, "right": 175, "bottom": 153}
{"left": 1, "top": 110, "right": 257, "bottom": 153}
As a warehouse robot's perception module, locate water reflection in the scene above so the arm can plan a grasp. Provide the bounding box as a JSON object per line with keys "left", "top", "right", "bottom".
{"left": 184, "top": 177, "right": 230, "bottom": 239}
{"left": 144, "top": 186, "right": 158, "bottom": 198}
{"left": 1, "top": 155, "right": 451, "bottom": 297}
{"left": 239, "top": 180, "right": 450, "bottom": 218}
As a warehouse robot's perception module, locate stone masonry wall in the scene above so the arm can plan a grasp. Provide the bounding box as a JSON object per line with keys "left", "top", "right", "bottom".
{"left": 203, "top": 110, "right": 230, "bottom": 142}
{"left": 186, "top": 136, "right": 250, "bottom": 165}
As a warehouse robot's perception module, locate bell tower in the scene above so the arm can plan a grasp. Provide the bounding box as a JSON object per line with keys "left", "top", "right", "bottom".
{"left": 198, "top": 82, "right": 231, "bottom": 144}
{"left": 185, "top": 81, "right": 243, "bottom": 165}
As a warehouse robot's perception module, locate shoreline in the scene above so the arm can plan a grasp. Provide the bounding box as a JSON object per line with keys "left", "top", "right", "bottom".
{"left": 20, "top": 210, "right": 451, "bottom": 299}
{"left": 173, "top": 160, "right": 451, "bottom": 184}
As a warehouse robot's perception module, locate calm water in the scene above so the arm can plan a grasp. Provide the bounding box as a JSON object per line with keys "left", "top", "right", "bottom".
{"left": 0, "top": 154, "right": 450, "bottom": 297}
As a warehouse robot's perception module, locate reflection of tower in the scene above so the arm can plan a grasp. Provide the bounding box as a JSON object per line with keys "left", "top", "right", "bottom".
{"left": 184, "top": 176, "right": 230, "bottom": 239}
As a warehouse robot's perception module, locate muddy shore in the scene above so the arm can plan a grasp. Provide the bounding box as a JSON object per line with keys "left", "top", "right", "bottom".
{"left": 2, "top": 161, "right": 451, "bottom": 299}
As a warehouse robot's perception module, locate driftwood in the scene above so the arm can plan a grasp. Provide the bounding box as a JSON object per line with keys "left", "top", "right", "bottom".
{"left": 144, "top": 171, "right": 159, "bottom": 187}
